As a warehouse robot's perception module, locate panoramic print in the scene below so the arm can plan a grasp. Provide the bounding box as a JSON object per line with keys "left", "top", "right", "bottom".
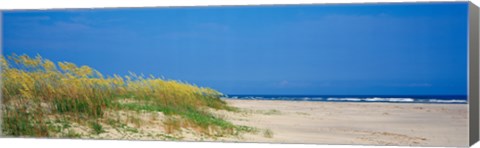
{"left": 1, "top": 2, "right": 469, "bottom": 147}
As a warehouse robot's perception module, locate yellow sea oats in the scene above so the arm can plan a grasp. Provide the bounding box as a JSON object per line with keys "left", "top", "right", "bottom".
{"left": 2, "top": 53, "right": 238, "bottom": 137}
{"left": 1, "top": 56, "right": 9, "bottom": 70}
{"left": 77, "top": 66, "right": 93, "bottom": 78}
{"left": 18, "top": 54, "right": 41, "bottom": 68}
{"left": 42, "top": 59, "right": 57, "bottom": 72}
{"left": 59, "top": 62, "right": 80, "bottom": 75}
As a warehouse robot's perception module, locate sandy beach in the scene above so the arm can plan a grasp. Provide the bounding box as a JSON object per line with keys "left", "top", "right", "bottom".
{"left": 53, "top": 98, "right": 468, "bottom": 147}
{"left": 213, "top": 99, "right": 468, "bottom": 147}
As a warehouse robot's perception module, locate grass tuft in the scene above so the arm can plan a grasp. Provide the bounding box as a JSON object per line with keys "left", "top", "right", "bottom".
{"left": 90, "top": 122, "right": 105, "bottom": 135}
{"left": 263, "top": 129, "right": 274, "bottom": 138}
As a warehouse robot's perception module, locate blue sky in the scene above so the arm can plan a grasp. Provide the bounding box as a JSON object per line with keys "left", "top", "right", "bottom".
{"left": 2, "top": 2, "right": 469, "bottom": 95}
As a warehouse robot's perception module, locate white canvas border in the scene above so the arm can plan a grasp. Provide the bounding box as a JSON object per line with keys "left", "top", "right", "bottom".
{"left": 0, "top": 0, "right": 478, "bottom": 148}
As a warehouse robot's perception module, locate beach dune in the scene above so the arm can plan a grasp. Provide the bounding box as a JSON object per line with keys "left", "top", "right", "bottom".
{"left": 214, "top": 99, "right": 468, "bottom": 147}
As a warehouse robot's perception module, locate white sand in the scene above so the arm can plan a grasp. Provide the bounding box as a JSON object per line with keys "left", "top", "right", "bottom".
{"left": 68, "top": 99, "right": 468, "bottom": 147}
{"left": 215, "top": 99, "right": 468, "bottom": 147}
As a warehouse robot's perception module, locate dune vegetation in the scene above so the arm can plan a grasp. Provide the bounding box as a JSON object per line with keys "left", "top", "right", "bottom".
{"left": 1, "top": 54, "right": 254, "bottom": 139}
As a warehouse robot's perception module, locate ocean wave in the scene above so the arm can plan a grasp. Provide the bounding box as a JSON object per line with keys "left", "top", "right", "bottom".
{"left": 327, "top": 98, "right": 362, "bottom": 101}
{"left": 225, "top": 96, "right": 466, "bottom": 104}
{"left": 302, "top": 97, "right": 323, "bottom": 101}
{"left": 428, "top": 99, "right": 467, "bottom": 103}
{"left": 364, "top": 97, "right": 415, "bottom": 102}
{"left": 327, "top": 97, "right": 414, "bottom": 102}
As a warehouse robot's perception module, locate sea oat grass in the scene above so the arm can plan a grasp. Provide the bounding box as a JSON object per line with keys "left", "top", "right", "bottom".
{"left": 90, "top": 121, "right": 105, "bottom": 135}
{"left": 1, "top": 54, "right": 252, "bottom": 138}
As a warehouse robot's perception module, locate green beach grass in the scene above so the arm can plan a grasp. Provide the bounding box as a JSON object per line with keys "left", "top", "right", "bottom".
{"left": 1, "top": 54, "right": 252, "bottom": 139}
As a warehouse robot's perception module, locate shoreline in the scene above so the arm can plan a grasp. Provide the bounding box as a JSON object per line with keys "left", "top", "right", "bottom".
{"left": 222, "top": 97, "right": 468, "bottom": 104}
{"left": 221, "top": 97, "right": 468, "bottom": 104}
{"left": 213, "top": 99, "right": 468, "bottom": 147}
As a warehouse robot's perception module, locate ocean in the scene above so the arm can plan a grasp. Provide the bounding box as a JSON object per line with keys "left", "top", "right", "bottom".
{"left": 224, "top": 95, "right": 467, "bottom": 104}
